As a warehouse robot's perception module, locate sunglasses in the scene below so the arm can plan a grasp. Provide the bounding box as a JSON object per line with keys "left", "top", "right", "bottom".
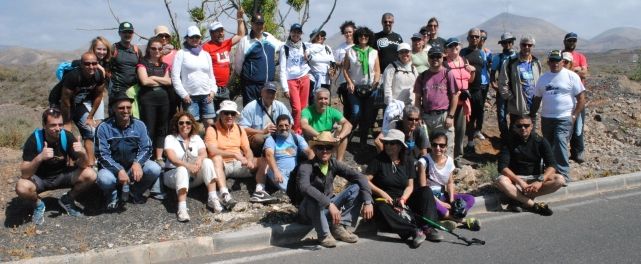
{"left": 383, "top": 141, "right": 400, "bottom": 146}
{"left": 149, "top": 47, "right": 163, "bottom": 51}
{"left": 427, "top": 24, "right": 438, "bottom": 27}
{"left": 221, "top": 111, "right": 237, "bottom": 116}
{"left": 188, "top": 36, "right": 201, "bottom": 40}
{"left": 158, "top": 34, "right": 171, "bottom": 39}
{"left": 429, "top": 55, "right": 442, "bottom": 60}
{"left": 315, "top": 145, "right": 334, "bottom": 151}
{"left": 83, "top": 61, "right": 98, "bottom": 66}
{"left": 431, "top": 143, "right": 447, "bottom": 149}
{"left": 178, "top": 121, "right": 192, "bottom": 126}
{"left": 469, "top": 35, "right": 480, "bottom": 39}
{"left": 407, "top": 117, "right": 420, "bottom": 122}
{"left": 515, "top": 124, "right": 531, "bottom": 129}
{"left": 521, "top": 44, "right": 533, "bottom": 47}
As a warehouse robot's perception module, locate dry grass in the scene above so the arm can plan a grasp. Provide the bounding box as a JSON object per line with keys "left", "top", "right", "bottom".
{"left": 0, "top": 118, "right": 35, "bottom": 149}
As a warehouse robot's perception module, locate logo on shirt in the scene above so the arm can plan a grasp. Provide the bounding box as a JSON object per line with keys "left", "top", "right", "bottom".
{"left": 377, "top": 38, "right": 400, "bottom": 49}
{"left": 216, "top": 51, "right": 230, "bottom": 63}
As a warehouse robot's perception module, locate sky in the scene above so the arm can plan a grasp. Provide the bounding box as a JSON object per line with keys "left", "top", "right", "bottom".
{"left": 1, "top": 0, "right": 640, "bottom": 51}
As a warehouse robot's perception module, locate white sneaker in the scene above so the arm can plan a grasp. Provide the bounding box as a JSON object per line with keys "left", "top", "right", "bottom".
{"left": 208, "top": 198, "right": 223, "bottom": 213}
{"left": 177, "top": 208, "right": 190, "bottom": 222}
{"left": 474, "top": 131, "right": 486, "bottom": 140}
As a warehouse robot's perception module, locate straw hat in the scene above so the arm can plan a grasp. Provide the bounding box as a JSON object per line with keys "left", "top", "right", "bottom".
{"left": 309, "top": 131, "right": 339, "bottom": 148}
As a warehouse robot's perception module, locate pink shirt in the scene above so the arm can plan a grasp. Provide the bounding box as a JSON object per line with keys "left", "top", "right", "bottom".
{"left": 569, "top": 51, "right": 588, "bottom": 82}
{"left": 414, "top": 68, "right": 457, "bottom": 112}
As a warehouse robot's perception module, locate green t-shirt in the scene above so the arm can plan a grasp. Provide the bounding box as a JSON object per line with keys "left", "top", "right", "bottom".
{"left": 301, "top": 105, "right": 344, "bottom": 132}
{"left": 412, "top": 50, "right": 429, "bottom": 74}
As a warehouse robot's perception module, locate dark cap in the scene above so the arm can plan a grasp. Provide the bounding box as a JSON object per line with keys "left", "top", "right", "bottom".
{"left": 290, "top": 23, "right": 303, "bottom": 32}
{"left": 251, "top": 14, "right": 265, "bottom": 24}
{"left": 118, "top": 21, "right": 134, "bottom": 32}
{"left": 445, "top": 37, "right": 460, "bottom": 47}
{"left": 262, "top": 82, "right": 277, "bottom": 92}
{"left": 428, "top": 45, "right": 444, "bottom": 56}
{"left": 310, "top": 29, "right": 326, "bottom": 39}
{"left": 548, "top": 50, "right": 563, "bottom": 61}
{"left": 411, "top": 33, "right": 423, "bottom": 40}
{"left": 564, "top": 32, "right": 578, "bottom": 40}
{"left": 109, "top": 93, "right": 135, "bottom": 106}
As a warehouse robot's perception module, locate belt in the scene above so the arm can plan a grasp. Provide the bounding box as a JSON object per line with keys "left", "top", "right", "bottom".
{"left": 425, "top": 109, "right": 447, "bottom": 115}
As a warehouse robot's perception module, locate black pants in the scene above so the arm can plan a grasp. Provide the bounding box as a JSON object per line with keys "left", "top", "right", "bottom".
{"left": 241, "top": 78, "right": 264, "bottom": 107}
{"left": 139, "top": 102, "right": 169, "bottom": 151}
{"left": 373, "top": 187, "right": 438, "bottom": 238}
{"left": 466, "top": 85, "right": 488, "bottom": 137}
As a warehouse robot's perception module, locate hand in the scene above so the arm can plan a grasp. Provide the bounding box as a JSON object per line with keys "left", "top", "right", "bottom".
{"left": 236, "top": 154, "right": 248, "bottom": 165}
{"left": 246, "top": 159, "right": 255, "bottom": 170}
{"left": 273, "top": 170, "right": 284, "bottom": 184}
{"left": 40, "top": 141, "right": 54, "bottom": 161}
{"left": 361, "top": 204, "right": 374, "bottom": 220}
{"left": 380, "top": 193, "right": 393, "bottom": 205}
{"left": 237, "top": 7, "right": 245, "bottom": 19}
{"left": 372, "top": 81, "right": 380, "bottom": 89}
{"left": 284, "top": 92, "right": 290, "bottom": 99}
{"left": 398, "top": 197, "right": 407, "bottom": 208}
{"left": 518, "top": 180, "right": 529, "bottom": 190}
{"left": 183, "top": 96, "right": 192, "bottom": 104}
{"left": 117, "top": 169, "right": 129, "bottom": 185}
{"left": 524, "top": 181, "right": 542, "bottom": 196}
{"left": 465, "top": 64, "right": 475, "bottom": 72}
{"left": 334, "top": 136, "right": 341, "bottom": 143}
{"left": 84, "top": 118, "right": 96, "bottom": 128}
{"left": 491, "top": 81, "right": 498, "bottom": 90}
{"left": 131, "top": 162, "right": 143, "bottom": 182}
{"left": 186, "top": 163, "right": 199, "bottom": 174}
{"left": 193, "top": 157, "right": 203, "bottom": 172}
{"left": 445, "top": 116, "right": 454, "bottom": 128}
{"left": 72, "top": 136, "right": 85, "bottom": 155}
{"left": 207, "top": 93, "right": 214, "bottom": 103}
{"left": 347, "top": 82, "right": 355, "bottom": 94}
{"left": 264, "top": 123, "right": 276, "bottom": 134}
{"left": 328, "top": 203, "right": 341, "bottom": 225}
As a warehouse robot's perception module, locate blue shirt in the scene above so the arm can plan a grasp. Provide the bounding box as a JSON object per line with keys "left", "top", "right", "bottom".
{"left": 517, "top": 61, "right": 535, "bottom": 108}
{"left": 239, "top": 99, "right": 292, "bottom": 129}
{"left": 263, "top": 133, "right": 308, "bottom": 173}
{"left": 491, "top": 50, "right": 517, "bottom": 71}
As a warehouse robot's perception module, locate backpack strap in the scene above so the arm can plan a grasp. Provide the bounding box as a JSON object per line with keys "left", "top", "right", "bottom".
{"left": 284, "top": 45, "right": 290, "bottom": 59}
{"left": 34, "top": 129, "right": 67, "bottom": 154}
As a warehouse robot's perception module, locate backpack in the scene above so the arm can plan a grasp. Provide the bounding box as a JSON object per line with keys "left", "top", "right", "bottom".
{"left": 33, "top": 128, "right": 68, "bottom": 154}
{"left": 285, "top": 133, "right": 307, "bottom": 206}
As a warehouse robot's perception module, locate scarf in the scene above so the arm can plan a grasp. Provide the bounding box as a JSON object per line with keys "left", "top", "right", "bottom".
{"left": 183, "top": 41, "right": 202, "bottom": 56}
{"left": 286, "top": 39, "right": 303, "bottom": 50}
{"left": 352, "top": 45, "right": 372, "bottom": 77}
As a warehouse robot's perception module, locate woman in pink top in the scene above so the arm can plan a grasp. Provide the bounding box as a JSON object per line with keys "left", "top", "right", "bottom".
{"left": 444, "top": 37, "right": 475, "bottom": 166}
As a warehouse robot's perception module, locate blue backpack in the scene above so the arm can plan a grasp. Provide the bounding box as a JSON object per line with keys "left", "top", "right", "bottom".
{"left": 33, "top": 129, "right": 68, "bottom": 154}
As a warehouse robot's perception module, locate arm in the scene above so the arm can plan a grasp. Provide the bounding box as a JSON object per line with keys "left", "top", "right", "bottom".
{"left": 264, "top": 148, "right": 283, "bottom": 183}
{"left": 278, "top": 46, "right": 290, "bottom": 94}
{"left": 446, "top": 173, "right": 455, "bottom": 203}
{"left": 367, "top": 174, "right": 392, "bottom": 203}
{"left": 382, "top": 65, "right": 394, "bottom": 105}
{"left": 205, "top": 53, "right": 218, "bottom": 95}
{"left": 573, "top": 91, "right": 586, "bottom": 121}
{"left": 417, "top": 159, "right": 428, "bottom": 187}
{"left": 335, "top": 118, "right": 352, "bottom": 141}
{"left": 60, "top": 86, "right": 74, "bottom": 127}
{"left": 230, "top": 8, "right": 246, "bottom": 45}
{"left": 398, "top": 178, "right": 414, "bottom": 206}
{"left": 137, "top": 65, "right": 161, "bottom": 87}
{"left": 373, "top": 56, "right": 381, "bottom": 87}
{"left": 530, "top": 96, "right": 542, "bottom": 118}
{"left": 342, "top": 54, "right": 355, "bottom": 93}
{"left": 150, "top": 67, "right": 172, "bottom": 86}
{"left": 87, "top": 82, "right": 105, "bottom": 124}
{"left": 303, "top": 147, "right": 315, "bottom": 160}
{"left": 171, "top": 50, "right": 189, "bottom": 100}
{"left": 300, "top": 118, "right": 319, "bottom": 138}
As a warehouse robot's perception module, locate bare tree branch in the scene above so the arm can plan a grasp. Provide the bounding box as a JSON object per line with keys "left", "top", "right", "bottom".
{"left": 107, "top": 0, "right": 120, "bottom": 24}
{"left": 75, "top": 27, "right": 118, "bottom": 31}
{"left": 164, "top": 0, "right": 182, "bottom": 48}
{"left": 309, "top": 0, "right": 336, "bottom": 40}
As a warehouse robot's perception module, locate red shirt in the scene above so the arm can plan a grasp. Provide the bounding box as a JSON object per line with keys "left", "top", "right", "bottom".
{"left": 203, "top": 39, "right": 233, "bottom": 87}
{"left": 570, "top": 51, "right": 588, "bottom": 82}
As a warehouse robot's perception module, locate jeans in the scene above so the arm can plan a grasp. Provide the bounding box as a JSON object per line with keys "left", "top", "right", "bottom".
{"left": 570, "top": 109, "right": 585, "bottom": 157}
{"left": 266, "top": 167, "right": 293, "bottom": 191}
{"left": 541, "top": 116, "right": 572, "bottom": 182}
{"left": 184, "top": 94, "right": 216, "bottom": 121}
{"left": 288, "top": 76, "right": 311, "bottom": 134}
{"left": 96, "top": 160, "right": 162, "bottom": 202}
{"left": 496, "top": 93, "right": 508, "bottom": 141}
{"left": 337, "top": 83, "right": 361, "bottom": 126}
{"left": 298, "top": 184, "right": 362, "bottom": 237}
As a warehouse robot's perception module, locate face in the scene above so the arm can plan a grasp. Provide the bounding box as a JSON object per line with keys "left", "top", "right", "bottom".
{"left": 157, "top": 33, "right": 171, "bottom": 45}
{"left": 430, "top": 136, "right": 448, "bottom": 156}
{"left": 513, "top": 118, "right": 533, "bottom": 139}
{"left": 467, "top": 30, "right": 481, "bottom": 46}
{"left": 93, "top": 42, "right": 108, "bottom": 60}
{"left": 220, "top": 111, "right": 237, "bottom": 126}
{"left": 426, "top": 22, "right": 438, "bottom": 36}
{"left": 398, "top": 50, "right": 411, "bottom": 64}
{"left": 313, "top": 34, "right": 326, "bottom": 44}
{"left": 404, "top": 112, "right": 420, "bottom": 130}
{"left": 290, "top": 30, "right": 302, "bottom": 42}
{"left": 44, "top": 115, "right": 64, "bottom": 140}
{"left": 343, "top": 26, "right": 354, "bottom": 43}
{"left": 446, "top": 44, "right": 460, "bottom": 56}
{"left": 563, "top": 59, "right": 572, "bottom": 69}
{"left": 252, "top": 20, "right": 265, "bottom": 33}
{"left": 500, "top": 41, "right": 514, "bottom": 51}
{"left": 80, "top": 53, "right": 98, "bottom": 76}
{"left": 119, "top": 30, "right": 134, "bottom": 42}
{"left": 564, "top": 38, "right": 577, "bottom": 50}
{"left": 479, "top": 32, "right": 487, "bottom": 46}
{"left": 548, "top": 59, "right": 563, "bottom": 72}
{"left": 314, "top": 144, "right": 334, "bottom": 162}
{"left": 428, "top": 53, "right": 443, "bottom": 68}
{"left": 358, "top": 34, "right": 369, "bottom": 46}
{"left": 520, "top": 42, "right": 533, "bottom": 56}
{"left": 383, "top": 141, "right": 401, "bottom": 156}
{"left": 261, "top": 89, "right": 276, "bottom": 106}
{"left": 148, "top": 41, "right": 163, "bottom": 60}
{"left": 315, "top": 91, "right": 330, "bottom": 112}
{"left": 177, "top": 115, "right": 193, "bottom": 136}
{"left": 411, "top": 38, "right": 423, "bottom": 50}
{"left": 382, "top": 15, "right": 394, "bottom": 32}
{"left": 210, "top": 28, "right": 225, "bottom": 43}
{"left": 275, "top": 120, "right": 291, "bottom": 138}
{"left": 113, "top": 100, "right": 132, "bottom": 124}
{"left": 187, "top": 35, "right": 201, "bottom": 46}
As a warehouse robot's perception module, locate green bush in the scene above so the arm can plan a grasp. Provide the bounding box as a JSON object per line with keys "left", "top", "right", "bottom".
{"left": 629, "top": 62, "right": 641, "bottom": 81}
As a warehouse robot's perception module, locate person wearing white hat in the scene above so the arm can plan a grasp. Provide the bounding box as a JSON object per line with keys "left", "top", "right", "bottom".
{"left": 203, "top": 8, "right": 245, "bottom": 109}
{"left": 382, "top": 42, "right": 417, "bottom": 107}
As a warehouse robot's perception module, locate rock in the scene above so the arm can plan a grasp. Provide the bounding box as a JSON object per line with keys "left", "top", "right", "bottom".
{"left": 233, "top": 202, "right": 250, "bottom": 212}
{"left": 594, "top": 114, "right": 602, "bottom": 122}
{"left": 107, "top": 243, "right": 114, "bottom": 248}
{"left": 251, "top": 203, "right": 263, "bottom": 209}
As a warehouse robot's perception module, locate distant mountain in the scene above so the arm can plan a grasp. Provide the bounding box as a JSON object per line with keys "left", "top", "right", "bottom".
{"left": 0, "top": 46, "right": 80, "bottom": 66}
{"left": 586, "top": 27, "right": 641, "bottom": 51}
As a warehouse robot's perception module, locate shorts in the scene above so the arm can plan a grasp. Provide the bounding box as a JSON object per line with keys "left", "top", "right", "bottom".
{"left": 495, "top": 174, "right": 544, "bottom": 190}
{"left": 31, "top": 171, "right": 76, "bottom": 193}
{"left": 73, "top": 103, "right": 96, "bottom": 140}
{"left": 223, "top": 160, "right": 252, "bottom": 178}
{"left": 184, "top": 94, "right": 216, "bottom": 121}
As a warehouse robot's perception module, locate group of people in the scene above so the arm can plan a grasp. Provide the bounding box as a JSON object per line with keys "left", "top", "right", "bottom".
{"left": 16, "top": 10, "right": 588, "bottom": 249}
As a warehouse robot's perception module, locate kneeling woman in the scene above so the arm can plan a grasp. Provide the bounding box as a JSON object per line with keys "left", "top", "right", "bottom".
{"left": 418, "top": 131, "right": 479, "bottom": 230}
{"left": 366, "top": 129, "right": 443, "bottom": 248}
{"left": 164, "top": 112, "right": 236, "bottom": 222}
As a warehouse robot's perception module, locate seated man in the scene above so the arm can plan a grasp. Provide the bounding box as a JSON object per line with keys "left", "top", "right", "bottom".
{"left": 374, "top": 105, "right": 428, "bottom": 158}
{"left": 205, "top": 100, "right": 275, "bottom": 204}
{"left": 297, "top": 131, "right": 374, "bottom": 248}
{"left": 495, "top": 115, "right": 565, "bottom": 215}
{"left": 263, "top": 114, "right": 314, "bottom": 190}
{"left": 95, "top": 94, "right": 162, "bottom": 210}
{"left": 16, "top": 108, "right": 96, "bottom": 225}
{"left": 301, "top": 88, "right": 352, "bottom": 161}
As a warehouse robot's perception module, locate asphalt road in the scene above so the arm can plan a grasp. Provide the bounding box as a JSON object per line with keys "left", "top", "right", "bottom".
{"left": 181, "top": 189, "right": 641, "bottom": 264}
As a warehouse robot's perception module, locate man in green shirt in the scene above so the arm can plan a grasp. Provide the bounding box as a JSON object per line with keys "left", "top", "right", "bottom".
{"left": 301, "top": 88, "right": 352, "bottom": 161}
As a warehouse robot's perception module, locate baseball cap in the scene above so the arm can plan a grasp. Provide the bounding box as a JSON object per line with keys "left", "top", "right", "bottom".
{"left": 208, "top": 21, "right": 224, "bottom": 31}
{"left": 185, "top": 25, "right": 201, "bottom": 37}
{"left": 520, "top": 35, "right": 536, "bottom": 45}
{"left": 310, "top": 29, "right": 326, "bottom": 39}
{"left": 252, "top": 14, "right": 265, "bottom": 24}
{"left": 498, "top": 32, "right": 516, "bottom": 44}
{"left": 290, "top": 23, "right": 303, "bottom": 32}
{"left": 119, "top": 22, "right": 134, "bottom": 32}
{"left": 562, "top": 52, "right": 573, "bottom": 62}
{"left": 397, "top": 43, "right": 411, "bottom": 52}
{"left": 262, "top": 82, "right": 277, "bottom": 92}
{"left": 548, "top": 50, "right": 563, "bottom": 61}
{"left": 154, "top": 25, "right": 170, "bottom": 37}
{"left": 411, "top": 33, "right": 423, "bottom": 40}
{"left": 445, "top": 37, "right": 460, "bottom": 47}
{"left": 564, "top": 32, "right": 578, "bottom": 40}
{"left": 428, "top": 45, "right": 444, "bottom": 56}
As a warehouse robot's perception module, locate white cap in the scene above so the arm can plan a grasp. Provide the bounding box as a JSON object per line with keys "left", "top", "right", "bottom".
{"left": 397, "top": 43, "right": 411, "bottom": 52}
{"left": 562, "top": 51, "right": 573, "bottom": 62}
{"left": 208, "top": 21, "right": 223, "bottom": 31}
{"left": 185, "top": 25, "right": 201, "bottom": 37}
{"left": 216, "top": 100, "right": 240, "bottom": 115}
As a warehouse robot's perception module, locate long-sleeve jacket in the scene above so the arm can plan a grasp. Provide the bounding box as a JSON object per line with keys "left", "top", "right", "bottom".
{"left": 297, "top": 158, "right": 373, "bottom": 208}
{"left": 95, "top": 117, "right": 152, "bottom": 176}
{"left": 171, "top": 49, "right": 217, "bottom": 99}
{"left": 498, "top": 56, "right": 542, "bottom": 115}
{"left": 233, "top": 31, "right": 282, "bottom": 83}
{"left": 278, "top": 42, "right": 310, "bottom": 93}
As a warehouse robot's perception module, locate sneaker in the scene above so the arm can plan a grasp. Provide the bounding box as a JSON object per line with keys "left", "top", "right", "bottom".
{"left": 150, "top": 192, "right": 167, "bottom": 201}
{"left": 439, "top": 220, "right": 458, "bottom": 231}
{"left": 330, "top": 225, "right": 358, "bottom": 243}
{"left": 32, "top": 201, "right": 46, "bottom": 225}
{"left": 58, "top": 193, "right": 83, "bottom": 217}
{"left": 464, "top": 218, "right": 481, "bottom": 231}
{"left": 221, "top": 193, "right": 237, "bottom": 210}
{"left": 474, "top": 130, "right": 486, "bottom": 140}
{"left": 412, "top": 229, "right": 426, "bottom": 248}
{"left": 207, "top": 198, "right": 223, "bottom": 213}
{"left": 105, "top": 191, "right": 120, "bottom": 212}
{"left": 318, "top": 234, "right": 337, "bottom": 248}
{"left": 531, "top": 202, "right": 553, "bottom": 216}
{"left": 506, "top": 203, "right": 523, "bottom": 213}
{"left": 177, "top": 208, "right": 190, "bottom": 222}
{"left": 249, "top": 190, "right": 277, "bottom": 204}
{"left": 422, "top": 226, "right": 444, "bottom": 242}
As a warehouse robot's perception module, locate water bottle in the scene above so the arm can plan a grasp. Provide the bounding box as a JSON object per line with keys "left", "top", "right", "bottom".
{"left": 121, "top": 183, "right": 130, "bottom": 202}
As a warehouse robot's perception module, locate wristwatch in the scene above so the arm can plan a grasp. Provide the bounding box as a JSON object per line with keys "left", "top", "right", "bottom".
{"left": 364, "top": 200, "right": 372, "bottom": 205}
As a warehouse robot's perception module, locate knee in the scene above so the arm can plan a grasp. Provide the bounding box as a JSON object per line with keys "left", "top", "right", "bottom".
{"left": 212, "top": 155, "right": 223, "bottom": 166}
{"left": 201, "top": 158, "right": 215, "bottom": 172}
{"left": 495, "top": 176, "right": 512, "bottom": 189}
{"left": 96, "top": 170, "right": 117, "bottom": 189}
{"left": 78, "top": 168, "right": 97, "bottom": 183}
{"left": 15, "top": 179, "right": 35, "bottom": 196}
{"left": 553, "top": 174, "right": 566, "bottom": 187}
{"left": 144, "top": 161, "right": 162, "bottom": 177}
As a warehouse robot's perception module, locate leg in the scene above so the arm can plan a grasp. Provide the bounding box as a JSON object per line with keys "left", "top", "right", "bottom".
{"left": 453, "top": 105, "right": 466, "bottom": 161}
{"left": 407, "top": 186, "right": 439, "bottom": 224}
{"left": 357, "top": 96, "right": 373, "bottom": 146}
{"left": 288, "top": 78, "right": 304, "bottom": 134}
{"left": 132, "top": 160, "right": 161, "bottom": 199}
{"left": 570, "top": 109, "right": 585, "bottom": 160}
{"left": 163, "top": 168, "right": 190, "bottom": 202}
{"left": 68, "top": 167, "right": 97, "bottom": 199}
{"left": 299, "top": 196, "right": 330, "bottom": 237}
{"left": 15, "top": 178, "right": 38, "bottom": 202}
{"left": 199, "top": 96, "right": 217, "bottom": 129}
{"left": 477, "top": 85, "right": 489, "bottom": 131}
{"left": 533, "top": 174, "right": 565, "bottom": 197}
{"left": 254, "top": 157, "right": 268, "bottom": 186}
{"left": 96, "top": 169, "right": 118, "bottom": 206}
{"left": 496, "top": 93, "right": 509, "bottom": 141}
{"left": 373, "top": 202, "right": 416, "bottom": 239}
{"left": 336, "top": 134, "right": 349, "bottom": 162}
{"left": 330, "top": 184, "right": 361, "bottom": 227}
{"left": 550, "top": 117, "right": 572, "bottom": 182}
{"left": 84, "top": 139, "right": 95, "bottom": 166}
{"left": 494, "top": 175, "right": 534, "bottom": 207}
{"left": 212, "top": 155, "right": 227, "bottom": 190}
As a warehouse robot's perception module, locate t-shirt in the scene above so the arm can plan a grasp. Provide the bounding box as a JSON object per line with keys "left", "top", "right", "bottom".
{"left": 164, "top": 134, "right": 206, "bottom": 169}
{"left": 333, "top": 42, "right": 354, "bottom": 84}
{"left": 567, "top": 50, "right": 588, "bottom": 83}
{"left": 428, "top": 37, "right": 446, "bottom": 49}
{"left": 411, "top": 50, "right": 429, "bottom": 73}
{"left": 22, "top": 130, "right": 78, "bottom": 178}
{"left": 203, "top": 39, "right": 233, "bottom": 87}
{"left": 460, "top": 47, "right": 485, "bottom": 89}
{"left": 498, "top": 133, "right": 556, "bottom": 176}
{"left": 239, "top": 99, "right": 292, "bottom": 130}
{"left": 374, "top": 31, "right": 403, "bottom": 70}
{"left": 517, "top": 60, "right": 536, "bottom": 109}
{"left": 204, "top": 122, "right": 249, "bottom": 162}
{"left": 263, "top": 133, "right": 308, "bottom": 173}
{"left": 413, "top": 68, "right": 457, "bottom": 112}
{"left": 61, "top": 68, "right": 105, "bottom": 105}
{"left": 534, "top": 68, "right": 585, "bottom": 118}
{"left": 301, "top": 105, "right": 343, "bottom": 132}
{"left": 389, "top": 120, "right": 429, "bottom": 154}
{"left": 366, "top": 153, "right": 416, "bottom": 199}
{"left": 137, "top": 60, "right": 170, "bottom": 106}
{"left": 418, "top": 155, "right": 455, "bottom": 192}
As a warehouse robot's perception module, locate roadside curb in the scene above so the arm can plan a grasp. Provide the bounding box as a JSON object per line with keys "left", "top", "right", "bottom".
{"left": 9, "top": 172, "right": 641, "bottom": 263}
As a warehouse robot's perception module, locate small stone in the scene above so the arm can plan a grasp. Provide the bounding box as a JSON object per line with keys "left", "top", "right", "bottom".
{"left": 61, "top": 247, "right": 67, "bottom": 251}
{"left": 35, "top": 230, "right": 43, "bottom": 235}
{"left": 251, "top": 203, "right": 263, "bottom": 209}
{"left": 107, "top": 243, "right": 114, "bottom": 248}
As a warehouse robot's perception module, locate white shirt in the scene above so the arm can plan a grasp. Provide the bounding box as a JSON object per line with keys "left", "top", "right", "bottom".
{"left": 278, "top": 43, "right": 310, "bottom": 92}
{"left": 171, "top": 49, "right": 217, "bottom": 99}
{"left": 382, "top": 60, "right": 417, "bottom": 106}
{"left": 164, "top": 134, "right": 206, "bottom": 169}
{"left": 307, "top": 43, "right": 335, "bottom": 85}
{"left": 418, "top": 155, "right": 455, "bottom": 192}
{"left": 334, "top": 42, "right": 353, "bottom": 84}
{"left": 345, "top": 47, "right": 378, "bottom": 85}
{"left": 534, "top": 68, "right": 585, "bottom": 118}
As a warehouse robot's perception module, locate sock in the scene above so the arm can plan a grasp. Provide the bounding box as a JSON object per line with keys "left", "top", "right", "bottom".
{"left": 255, "top": 183, "right": 265, "bottom": 192}
{"left": 178, "top": 201, "right": 187, "bottom": 211}
{"left": 208, "top": 191, "right": 218, "bottom": 201}
{"left": 220, "top": 187, "right": 230, "bottom": 195}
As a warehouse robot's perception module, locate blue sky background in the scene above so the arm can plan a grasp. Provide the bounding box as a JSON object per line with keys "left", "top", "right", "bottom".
{"left": 2, "top": 0, "right": 640, "bottom": 51}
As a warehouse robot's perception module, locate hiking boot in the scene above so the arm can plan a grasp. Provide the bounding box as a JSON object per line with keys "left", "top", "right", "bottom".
{"left": 250, "top": 190, "right": 277, "bottom": 204}
{"left": 58, "top": 192, "right": 83, "bottom": 217}
{"left": 506, "top": 203, "right": 523, "bottom": 213}
{"left": 330, "top": 225, "right": 358, "bottom": 243}
{"left": 422, "top": 226, "right": 444, "bottom": 242}
{"left": 412, "top": 229, "right": 426, "bottom": 248}
{"left": 32, "top": 201, "right": 46, "bottom": 225}
{"left": 207, "top": 198, "right": 223, "bottom": 213}
{"left": 439, "top": 220, "right": 458, "bottom": 231}
{"left": 318, "top": 234, "right": 337, "bottom": 248}
{"left": 464, "top": 218, "right": 481, "bottom": 231}
{"left": 221, "top": 193, "right": 237, "bottom": 210}
{"left": 154, "top": 158, "right": 165, "bottom": 168}
{"left": 474, "top": 130, "right": 486, "bottom": 140}
{"left": 531, "top": 202, "right": 553, "bottom": 216}
{"left": 572, "top": 152, "right": 585, "bottom": 164}
{"left": 177, "top": 208, "right": 190, "bottom": 222}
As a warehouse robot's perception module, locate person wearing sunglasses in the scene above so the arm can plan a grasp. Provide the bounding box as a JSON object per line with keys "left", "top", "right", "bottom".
{"left": 496, "top": 115, "right": 565, "bottom": 215}
{"left": 417, "top": 131, "right": 479, "bottom": 231}
{"left": 172, "top": 25, "right": 218, "bottom": 129}
{"left": 16, "top": 108, "right": 97, "bottom": 225}
{"left": 297, "top": 131, "right": 373, "bottom": 248}
{"left": 460, "top": 28, "right": 490, "bottom": 151}
{"left": 498, "top": 35, "right": 543, "bottom": 134}
{"left": 110, "top": 21, "right": 143, "bottom": 97}
{"left": 562, "top": 32, "right": 588, "bottom": 164}
{"left": 60, "top": 52, "right": 106, "bottom": 168}
{"left": 367, "top": 129, "right": 442, "bottom": 248}
{"left": 375, "top": 106, "right": 428, "bottom": 159}
{"left": 153, "top": 25, "right": 180, "bottom": 119}
{"left": 530, "top": 50, "right": 586, "bottom": 183}
{"left": 490, "top": 32, "right": 517, "bottom": 142}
